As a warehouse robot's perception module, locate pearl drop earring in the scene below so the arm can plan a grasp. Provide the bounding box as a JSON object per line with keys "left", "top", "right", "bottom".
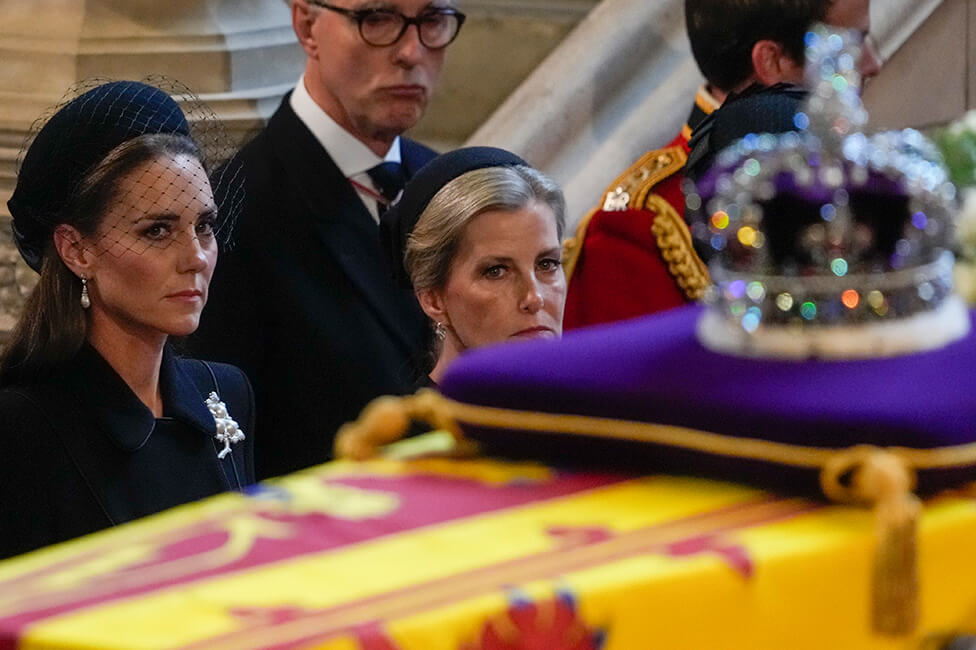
{"left": 80, "top": 276, "right": 90, "bottom": 309}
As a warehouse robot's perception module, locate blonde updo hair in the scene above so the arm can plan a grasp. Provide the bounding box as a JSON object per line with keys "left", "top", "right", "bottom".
{"left": 404, "top": 165, "right": 565, "bottom": 292}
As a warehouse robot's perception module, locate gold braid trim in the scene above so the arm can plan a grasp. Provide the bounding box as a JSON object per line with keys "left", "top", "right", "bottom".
{"left": 563, "top": 145, "right": 688, "bottom": 282}
{"left": 646, "top": 194, "right": 710, "bottom": 301}
{"left": 695, "top": 84, "right": 722, "bottom": 114}
{"left": 334, "top": 389, "right": 465, "bottom": 461}
{"left": 629, "top": 146, "right": 687, "bottom": 209}
{"left": 339, "top": 392, "right": 976, "bottom": 474}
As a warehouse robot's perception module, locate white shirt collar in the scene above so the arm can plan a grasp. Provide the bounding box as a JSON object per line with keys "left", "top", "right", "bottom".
{"left": 289, "top": 74, "right": 402, "bottom": 177}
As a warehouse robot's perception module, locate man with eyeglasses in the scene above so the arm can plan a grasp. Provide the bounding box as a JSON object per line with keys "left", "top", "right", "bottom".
{"left": 192, "top": 0, "right": 464, "bottom": 479}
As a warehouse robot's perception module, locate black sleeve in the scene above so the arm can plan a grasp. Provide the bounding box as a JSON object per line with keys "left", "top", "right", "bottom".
{"left": 0, "top": 390, "right": 70, "bottom": 560}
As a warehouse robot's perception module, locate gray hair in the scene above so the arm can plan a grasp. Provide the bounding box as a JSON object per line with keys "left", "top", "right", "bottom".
{"left": 404, "top": 165, "right": 565, "bottom": 292}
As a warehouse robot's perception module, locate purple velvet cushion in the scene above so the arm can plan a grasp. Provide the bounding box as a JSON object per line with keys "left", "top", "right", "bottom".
{"left": 439, "top": 305, "right": 976, "bottom": 494}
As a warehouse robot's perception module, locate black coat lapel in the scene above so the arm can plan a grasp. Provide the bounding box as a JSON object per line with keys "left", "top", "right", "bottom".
{"left": 263, "top": 101, "right": 426, "bottom": 353}
{"left": 48, "top": 347, "right": 232, "bottom": 526}
{"left": 162, "top": 351, "right": 225, "bottom": 438}
{"left": 74, "top": 345, "right": 156, "bottom": 453}
{"left": 168, "top": 355, "right": 251, "bottom": 492}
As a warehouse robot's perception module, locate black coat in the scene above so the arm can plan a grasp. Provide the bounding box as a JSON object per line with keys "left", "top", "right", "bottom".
{"left": 191, "top": 96, "right": 434, "bottom": 479}
{"left": 685, "top": 83, "right": 807, "bottom": 185}
{"left": 0, "top": 345, "right": 255, "bottom": 560}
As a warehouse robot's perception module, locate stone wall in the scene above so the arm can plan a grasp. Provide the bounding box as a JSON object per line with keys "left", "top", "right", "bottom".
{"left": 0, "top": 225, "right": 33, "bottom": 339}
{"left": 411, "top": 0, "right": 597, "bottom": 149}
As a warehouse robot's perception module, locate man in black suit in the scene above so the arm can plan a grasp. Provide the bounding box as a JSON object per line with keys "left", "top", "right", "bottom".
{"left": 192, "top": 0, "right": 465, "bottom": 478}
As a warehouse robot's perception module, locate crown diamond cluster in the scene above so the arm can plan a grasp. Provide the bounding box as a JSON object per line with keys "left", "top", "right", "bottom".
{"left": 685, "top": 24, "right": 967, "bottom": 358}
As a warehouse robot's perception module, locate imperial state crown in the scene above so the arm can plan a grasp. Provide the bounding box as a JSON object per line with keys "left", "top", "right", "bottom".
{"left": 687, "top": 24, "right": 969, "bottom": 359}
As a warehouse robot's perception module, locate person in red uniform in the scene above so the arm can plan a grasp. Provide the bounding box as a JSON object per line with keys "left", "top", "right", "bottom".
{"left": 563, "top": 0, "right": 880, "bottom": 329}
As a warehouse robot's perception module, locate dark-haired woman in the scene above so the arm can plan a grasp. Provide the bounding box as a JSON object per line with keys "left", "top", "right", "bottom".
{"left": 0, "top": 81, "right": 254, "bottom": 560}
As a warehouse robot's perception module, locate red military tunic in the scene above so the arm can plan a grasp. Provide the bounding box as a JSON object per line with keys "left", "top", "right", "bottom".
{"left": 563, "top": 86, "right": 719, "bottom": 330}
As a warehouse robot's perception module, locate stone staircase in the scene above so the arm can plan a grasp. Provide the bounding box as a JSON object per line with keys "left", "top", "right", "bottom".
{"left": 410, "top": 0, "right": 599, "bottom": 150}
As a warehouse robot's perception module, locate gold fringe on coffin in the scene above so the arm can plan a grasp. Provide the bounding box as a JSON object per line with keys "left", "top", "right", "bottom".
{"left": 335, "top": 391, "right": 976, "bottom": 637}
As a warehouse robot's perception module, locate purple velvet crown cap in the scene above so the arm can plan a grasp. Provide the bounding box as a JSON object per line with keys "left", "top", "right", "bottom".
{"left": 438, "top": 304, "right": 976, "bottom": 495}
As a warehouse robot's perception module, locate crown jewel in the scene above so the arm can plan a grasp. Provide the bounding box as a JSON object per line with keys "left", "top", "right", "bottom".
{"left": 688, "top": 24, "right": 969, "bottom": 359}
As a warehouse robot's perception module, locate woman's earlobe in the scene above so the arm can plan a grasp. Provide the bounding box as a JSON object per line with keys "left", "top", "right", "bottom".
{"left": 416, "top": 288, "right": 447, "bottom": 324}
{"left": 53, "top": 224, "right": 92, "bottom": 277}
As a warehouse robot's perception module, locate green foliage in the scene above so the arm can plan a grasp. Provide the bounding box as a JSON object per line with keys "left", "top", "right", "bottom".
{"left": 934, "top": 118, "right": 976, "bottom": 189}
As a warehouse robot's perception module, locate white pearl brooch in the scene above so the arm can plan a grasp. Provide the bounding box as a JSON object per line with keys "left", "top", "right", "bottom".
{"left": 205, "top": 392, "right": 245, "bottom": 459}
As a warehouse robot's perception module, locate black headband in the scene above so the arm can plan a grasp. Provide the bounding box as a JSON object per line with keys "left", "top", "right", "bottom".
{"left": 8, "top": 81, "right": 193, "bottom": 272}
{"left": 380, "top": 146, "right": 527, "bottom": 289}
{"left": 7, "top": 79, "right": 250, "bottom": 272}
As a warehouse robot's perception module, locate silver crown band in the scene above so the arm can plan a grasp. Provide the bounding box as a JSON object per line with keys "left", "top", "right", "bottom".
{"left": 698, "top": 293, "right": 970, "bottom": 360}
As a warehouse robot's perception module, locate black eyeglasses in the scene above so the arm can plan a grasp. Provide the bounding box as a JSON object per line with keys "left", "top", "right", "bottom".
{"left": 308, "top": 1, "right": 466, "bottom": 49}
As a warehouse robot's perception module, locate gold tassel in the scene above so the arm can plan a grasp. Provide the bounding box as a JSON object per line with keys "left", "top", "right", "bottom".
{"left": 857, "top": 451, "right": 921, "bottom": 635}
{"left": 823, "top": 447, "right": 920, "bottom": 636}
{"left": 334, "top": 395, "right": 411, "bottom": 460}
{"left": 334, "top": 389, "right": 464, "bottom": 460}
{"left": 871, "top": 489, "right": 920, "bottom": 635}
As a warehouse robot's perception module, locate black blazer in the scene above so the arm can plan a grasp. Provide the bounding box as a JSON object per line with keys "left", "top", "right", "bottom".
{"left": 191, "top": 96, "right": 434, "bottom": 479}
{"left": 0, "top": 345, "right": 255, "bottom": 560}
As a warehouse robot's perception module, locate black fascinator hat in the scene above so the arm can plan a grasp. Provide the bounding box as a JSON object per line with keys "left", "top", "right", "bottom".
{"left": 380, "top": 146, "right": 527, "bottom": 289}
{"left": 8, "top": 77, "right": 243, "bottom": 272}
